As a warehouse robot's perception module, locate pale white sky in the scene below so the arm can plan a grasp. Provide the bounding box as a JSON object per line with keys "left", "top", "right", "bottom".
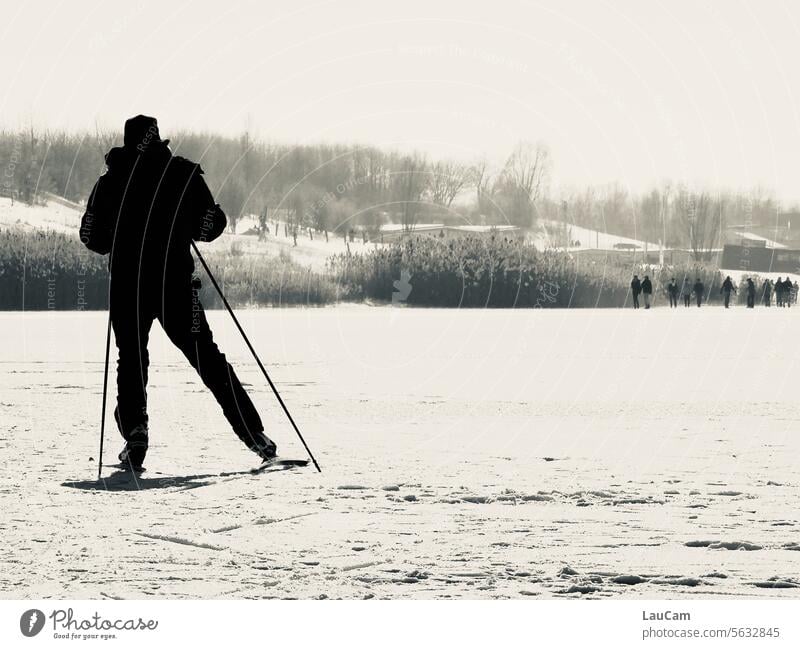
{"left": 2, "top": 0, "right": 800, "bottom": 201}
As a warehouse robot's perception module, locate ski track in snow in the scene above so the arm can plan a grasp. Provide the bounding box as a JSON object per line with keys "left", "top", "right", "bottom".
{"left": 2, "top": 308, "right": 800, "bottom": 598}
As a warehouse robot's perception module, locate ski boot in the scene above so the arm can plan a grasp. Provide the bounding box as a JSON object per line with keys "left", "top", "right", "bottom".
{"left": 118, "top": 423, "right": 149, "bottom": 472}
{"left": 246, "top": 431, "right": 278, "bottom": 463}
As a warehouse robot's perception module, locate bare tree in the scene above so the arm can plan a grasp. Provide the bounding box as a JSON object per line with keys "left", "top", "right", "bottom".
{"left": 428, "top": 160, "right": 474, "bottom": 208}
{"left": 638, "top": 188, "right": 663, "bottom": 246}
{"left": 474, "top": 159, "right": 496, "bottom": 222}
{"left": 597, "top": 183, "right": 630, "bottom": 235}
{"left": 93, "top": 122, "right": 118, "bottom": 157}
{"left": 392, "top": 154, "right": 429, "bottom": 232}
{"left": 677, "top": 190, "right": 725, "bottom": 262}
{"left": 497, "top": 141, "right": 550, "bottom": 226}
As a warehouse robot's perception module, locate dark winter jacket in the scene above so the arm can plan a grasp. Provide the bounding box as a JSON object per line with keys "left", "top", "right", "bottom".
{"left": 721, "top": 278, "right": 735, "bottom": 294}
{"left": 641, "top": 278, "right": 652, "bottom": 294}
{"left": 667, "top": 281, "right": 678, "bottom": 295}
{"left": 79, "top": 143, "right": 226, "bottom": 287}
{"left": 693, "top": 281, "right": 704, "bottom": 295}
{"left": 630, "top": 278, "right": 641, "bottom": 294}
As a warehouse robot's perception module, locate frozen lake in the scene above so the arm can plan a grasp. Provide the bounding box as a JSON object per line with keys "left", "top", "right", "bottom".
{"left": 2, "top": 306, "right": 799, "bottom": 598}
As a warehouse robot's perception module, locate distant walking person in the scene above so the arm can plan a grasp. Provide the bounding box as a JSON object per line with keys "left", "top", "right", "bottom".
{"left": 720, "top": 275, "right": 736, "bottom": 308}
{"left": 776, "top": 277, "right": 784, "bottom": 307}
{"left": 641, "top": 275, "right": 653, "bottom": 309}
{"left": 79, "top": 115, "right": 278, "bottom": 471}
{"left": 682, "top": 277, "right": 692, "bottom": 307}
{"left": 667, "top": 277, "right": 679, "bottom": 308}
{"left": 693, "top": 278, "right": 704, "bottom": 307}
{"left": 746, "top": 278, "right": 756, "bottom": 308}
{"left": 780, "top": 277, "right": 792, "bottom": 307}
{"left": 762, "top": 279, "right": 772, "bottom": 307}
{"left": 793, "top": 281, "right": 799, "bottom": 305}
{"left": 630, "top": 275, "right": 642, "bottom": 309}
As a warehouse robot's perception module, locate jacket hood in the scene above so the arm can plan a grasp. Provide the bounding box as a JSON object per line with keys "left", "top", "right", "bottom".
{"left": 104, "top": 141, "right": 173, "bottom": 169}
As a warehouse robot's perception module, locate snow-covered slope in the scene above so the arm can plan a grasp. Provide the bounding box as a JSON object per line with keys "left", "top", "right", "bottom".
{"left": 534, "top": 219, "right": 664, "bottom": 252}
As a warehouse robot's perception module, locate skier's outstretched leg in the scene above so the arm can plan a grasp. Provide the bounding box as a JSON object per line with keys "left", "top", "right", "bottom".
{"left": 159, "top": 281, "right": 276, "bottom": 460}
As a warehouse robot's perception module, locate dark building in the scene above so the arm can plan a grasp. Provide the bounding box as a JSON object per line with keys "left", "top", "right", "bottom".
{"left": 720, "top": 244, "right": 800, "bottom": 274}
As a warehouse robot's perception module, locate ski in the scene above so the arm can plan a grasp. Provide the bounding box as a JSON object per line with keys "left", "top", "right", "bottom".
{"left": 250, "top": 458, "right": 310, "bottom": 474}
{"left": 95, "top": 458, "right": 309, "bottom": 488}
{"left": 173, "top": 458, "right": 310, "bottom": 490}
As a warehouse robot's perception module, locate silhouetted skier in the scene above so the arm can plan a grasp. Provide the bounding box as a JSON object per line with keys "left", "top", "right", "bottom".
{"left": 79, "top": 115, "right": 277, "bottom": 470}
{"left": 693, "top": 278, "right": 704, "bottom": 307}
{"left": 667, "top": 277, "right": 678, "bottom": 308}
{"left": 720, "top": 276, "right": 736, "bottom": 308}
{"left": 762, "top": 279, "right": 772, "bottom": 306}
{"left": 641, "top": 275, "right": 653, "bottom": 309}
{"left": 746, "top": 278, "right": 755, "bottom": 308}
{"left": 776, "top": 277, "right": 784, "bottom": 307}
{"left": 630, "top": 275, "right": 641, "bottom": 309}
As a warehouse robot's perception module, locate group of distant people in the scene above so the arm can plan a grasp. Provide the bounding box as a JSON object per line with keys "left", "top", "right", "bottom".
{"left": 631, "top": 274, "right": 799, "bottom": 309}
{"left": 739, "top": 276, "right": 798, "bottom": 308}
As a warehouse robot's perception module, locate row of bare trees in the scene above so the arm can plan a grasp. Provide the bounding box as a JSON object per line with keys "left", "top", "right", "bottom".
{"left": 0, "top": 127, "right": 552, "bottom": 234}
{"left": 543, "top": 183, "right": 783, "bottom": 261}
{"left": 1, "top": 127, "right": 787, "bottom": 259}
{"left": 390, "top": 141, "right": 551, "bottom": 231}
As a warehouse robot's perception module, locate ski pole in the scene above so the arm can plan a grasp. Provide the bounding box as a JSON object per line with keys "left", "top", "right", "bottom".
{"left": 190, "top": 241, "right": 321, "bottom": 472}
{"left": 98, "top": 311, "right": 112, "bottom": 480}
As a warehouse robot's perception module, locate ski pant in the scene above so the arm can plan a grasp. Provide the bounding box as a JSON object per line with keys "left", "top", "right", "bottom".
{"left": 696, "top": 293, "right": 702, "bottom": 307}
{"left": 643, "top": 293, "right": 651, "bottom": 308}
{"left": 723, "top": 292, "right": 731, "bottom": 308}
{"left": 669, "top": 294, "right": 677, "bottom": 307}
{"left": 747, "top": 295, "right": 755, "bottom": 308}
{"left": 110, "top": 278, "right": 264, "bottom": 447}
{"left": 632, "top": 292, "right": 640, "bottom": 309}
{"left": 683, "top": 294, "right": 690, "bottom": 307}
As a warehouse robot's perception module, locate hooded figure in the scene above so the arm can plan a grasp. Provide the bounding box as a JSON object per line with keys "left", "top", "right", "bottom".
{"left": 682, "top": 277, "right": 692, "bottom": 307}
{"left": 720, "top": 276, "right": 736, "bottom": 308}
{"left": 630, "top": 275, "right": 641, "bottom": 309}
{"left": 79, "top": 115, "right": 277, "bottom": 470}
{"left": 667, "top": 278, "right": 678, "bottom": 308}
{"left": 641, "top": 275, "right": 653, "bottom": 309}
{"left": 746, "top": 278, "right": 756, "bottom": 308}
{"left": 693, "top": 278, "right": 704, "bottom": 307}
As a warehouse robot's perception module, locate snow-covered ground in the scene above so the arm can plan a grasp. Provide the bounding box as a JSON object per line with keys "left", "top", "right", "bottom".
{"left": 229, "top": 215, "right": 371, "bottom": 271}
{"left": 0, "top": 196, "right": 82, "bottom": 235}
{"left": 2, "top": 307, "right": 799, "bottom": 599}
{"left": 535, "top": 219, "right": 664, "bottom": 252}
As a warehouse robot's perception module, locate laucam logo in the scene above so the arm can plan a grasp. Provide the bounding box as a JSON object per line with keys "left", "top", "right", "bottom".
{"left": 20, "top": 609, "right": 45, "bottom": 637}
